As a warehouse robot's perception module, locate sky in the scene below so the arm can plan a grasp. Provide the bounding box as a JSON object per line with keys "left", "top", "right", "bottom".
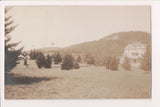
{"left": 6, "top": 6, "right": 151, "bottom": 50}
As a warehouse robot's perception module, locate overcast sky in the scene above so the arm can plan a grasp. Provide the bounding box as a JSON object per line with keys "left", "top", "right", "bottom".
{"left": 6, "top": 6, "right": 150, "bottom": 50}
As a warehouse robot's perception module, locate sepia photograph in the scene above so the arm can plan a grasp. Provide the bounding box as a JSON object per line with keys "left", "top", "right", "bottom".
{"left": 4, "top": 5, "right": 151, "bottom": 99}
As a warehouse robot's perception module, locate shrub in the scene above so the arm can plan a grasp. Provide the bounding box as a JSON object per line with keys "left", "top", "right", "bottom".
{"left": 122, "top": 57, "right": 131, "bottom": 70}
{"left": 73, "top": 61, "right": 80, "bottom": 69}
{"left": 61, "top": 54, "right": 74, "bottom": 70}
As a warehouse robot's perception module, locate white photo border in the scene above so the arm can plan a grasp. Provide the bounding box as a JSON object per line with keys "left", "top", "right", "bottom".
{"left": 0, "top": 1, "right": 160, "bottom": 107}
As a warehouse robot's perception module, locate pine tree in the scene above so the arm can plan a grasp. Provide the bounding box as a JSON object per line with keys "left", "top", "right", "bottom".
{"left": 54, "top": 52, "right": 62, "bottom": 64}
{"left": 29, "top": 49, "right": 41, "bottom": 59}
{"left": 73, "top": 61, "right": 80, "bottom": 69}
{"left": 140, "top": 44, "right": 151, "bottom": 71}
{"left": 105, "top": 56, "right": 112, "bottom": 70}
{"left": 105, "top": 56, "right": 119, "bottom": 71}
{"left": 110, "top": 56, "right": 119, "bottom": 71}
{"left": 5, "top": 8, "right": 23, "bottom": 72}
{"left": 85, "top": 53, "right": 95, "bottom": 65}
{"left": 29, "top": 50, "right": 33, "bottom": 59}
{"left": 35, "top": 52, "right": 45, "bottom": 69}
{"left": 77, "top": 55, "right": 81, "bottom": 63}
{"left": 61, "top": 54, "right": 74, "bottom": 70}
{"left": 44, "top": 54, "right": 52, "bottom": 68}
{"left": 122, "top": 57, "right": 131, "bottom": 71}
{"left": 35, "top": 52, "right": 53, "bottom": 69}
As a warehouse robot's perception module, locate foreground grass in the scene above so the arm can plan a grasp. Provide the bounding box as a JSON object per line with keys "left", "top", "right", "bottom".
{"left": 5, "top": 60, "right": 151, "bottom": 99}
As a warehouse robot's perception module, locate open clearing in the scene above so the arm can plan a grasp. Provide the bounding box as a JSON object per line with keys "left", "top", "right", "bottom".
{"left": 5, "top": 60, "right": 151, "bottom": 99}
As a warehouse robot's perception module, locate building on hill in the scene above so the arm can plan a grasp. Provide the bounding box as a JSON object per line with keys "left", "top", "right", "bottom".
{"left": 120, "top": 41, "right": 146, "bottom": 67}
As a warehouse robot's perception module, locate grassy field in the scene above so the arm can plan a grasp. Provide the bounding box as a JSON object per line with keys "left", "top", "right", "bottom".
{"left": 5, "top": 60, "right": 151, "bottom": 99}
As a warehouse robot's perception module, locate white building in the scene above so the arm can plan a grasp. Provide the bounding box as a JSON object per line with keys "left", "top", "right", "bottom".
{"left": 121, "top": 41, "right": 146, "bottom": 67}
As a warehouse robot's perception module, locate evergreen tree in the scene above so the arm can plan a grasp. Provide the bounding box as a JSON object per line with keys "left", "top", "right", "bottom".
{"left": 36, "top": 52, "right": 52, "bottom": 69}
{"left": 105, "top": 56, "right": 112, "bottom": 70}
{"left": 29, "top": 49, "right": 41, "bottom": 59}
{"left": 61, "top": 54, "right": 74, "bottom": 70}
{"left": 5, "top": 8, "right": 23, "bottom": 72}
{"left": 54, "top": 52, "right": 62, "bottom": 64}
{"left": 105, "top": 56, "right": 119, "bottom": 71}
{"left": 44, "top": 54, "right": 52, "bottom": 68}
{"left": 122, "top": 57, "right": 131, "bottom": 71}
{"left": 73, "top": 61, "right": 80, "bottom": 69}
{"left": 29, "top": 50, "right": 33, "bottom": 59}
{"left": 36, "top": 52, "right": 45, "bottom": 69}
{"left": 85, "top": 53, "right": 95, "bottom": 65}
{"left": 140, "top": 44, "right": 151, "bottom": 71}
{"left": 77, "top": 55, "right": 81, "bottom": 63}
{"left": 110, "top": 56, "right": 119, "bottom": 71}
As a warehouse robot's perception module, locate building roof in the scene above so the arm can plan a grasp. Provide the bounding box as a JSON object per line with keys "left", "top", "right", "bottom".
{"left": 124, "top": 41, "right": 146, "bottom": 50}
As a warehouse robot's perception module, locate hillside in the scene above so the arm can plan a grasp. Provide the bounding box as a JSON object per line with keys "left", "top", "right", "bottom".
{"left": 65, "top": 31, "right": 151, "bottom": 56}
{"left": 28, "top": 31, "right": 151, "bottom": 66}
{"left": 61, "top": 31, "right": 151, "bottom": 65}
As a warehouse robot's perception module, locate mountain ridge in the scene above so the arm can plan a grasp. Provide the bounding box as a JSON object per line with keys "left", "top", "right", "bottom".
{"left": 30, "top": 31, "right": 151, "bottom": 58}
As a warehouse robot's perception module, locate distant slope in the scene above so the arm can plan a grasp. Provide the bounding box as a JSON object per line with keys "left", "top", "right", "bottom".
{"left": 28, "top": 31, "right": 151, "bottom": 66}
{"left": 100, "top": 31, "right": 150, "bottom": 43}
{"left": 65, "top": 31, "right": 151, "bottom": 57}
{"left": 39, "top": 47, "right": 61, "bottom": 53}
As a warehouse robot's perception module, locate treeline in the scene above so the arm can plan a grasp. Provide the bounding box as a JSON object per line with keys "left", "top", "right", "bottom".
{"left": 29, "top": 49, "right": 80, "bottom": 70}
{"left": 29, "top": 49, "right": 42, "bottom": 59}
{"left": 64, "top": 43, "right": 151, "bottom": 72}
{"left": 29, "top": 49, "right": 120, "bottom": 71}
{"left": 29, "top": 43, "right": 151, "bottom": 72}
